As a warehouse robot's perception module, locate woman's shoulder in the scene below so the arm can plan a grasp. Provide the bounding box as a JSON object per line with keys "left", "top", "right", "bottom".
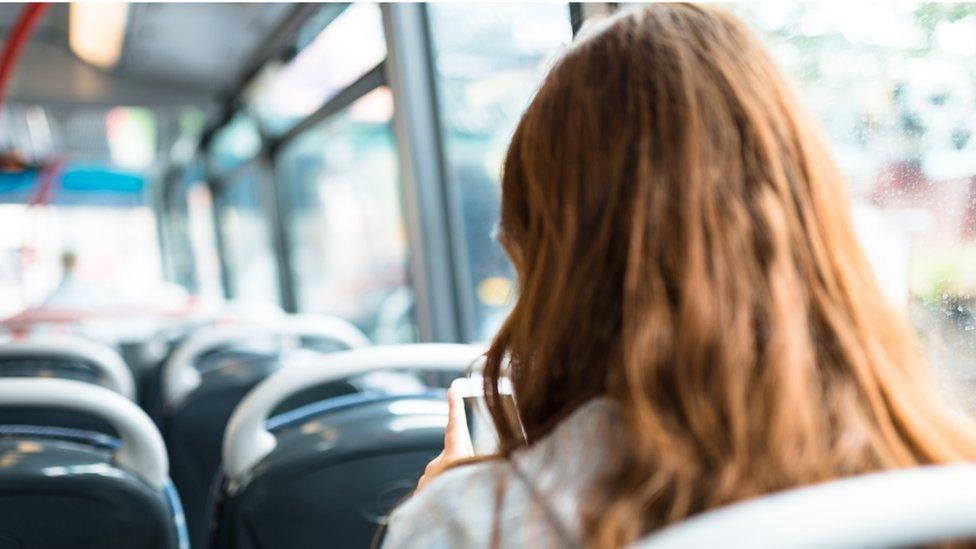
{"left": 414, "top": 457, "right": 512, "bottom": 509}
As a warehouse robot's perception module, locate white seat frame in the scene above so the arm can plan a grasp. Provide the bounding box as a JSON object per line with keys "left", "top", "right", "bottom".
{"left": 0, "top": 378, "right": 168, "bottom": 488}
{"left": 0, "top": 334, "right": 136, "bottom": 399}
{"left": 222, "top": 343, "right": 484, "bottom": 484}
{"left": 635, "top": 463, "right": 976, "bottom": 548}
{"left": 161, "top": 315, "right": 371, "bottom": 409}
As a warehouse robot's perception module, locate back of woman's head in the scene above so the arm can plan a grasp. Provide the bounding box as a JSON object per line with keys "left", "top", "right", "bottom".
{"left": 483, "top": 3, "right": 976, "bottom": 546}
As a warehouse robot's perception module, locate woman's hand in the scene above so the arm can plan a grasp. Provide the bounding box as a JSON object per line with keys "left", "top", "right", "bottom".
{"left": 416, "top": 383, "right": 474, "bottom": 493}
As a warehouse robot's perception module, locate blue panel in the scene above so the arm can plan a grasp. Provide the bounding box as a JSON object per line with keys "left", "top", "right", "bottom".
{"left": 0, "top": 169, "right": 37, "bottom": 202}
{"left": 60, "top": 166, "right": 145, "bottom": 194}
{"left": 0, "top": 165, "right": 146, "bottom": 207}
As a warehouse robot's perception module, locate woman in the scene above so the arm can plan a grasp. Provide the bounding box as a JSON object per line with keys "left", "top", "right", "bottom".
{"left": 384, "top": 4, "right": 976, "bottom": 547}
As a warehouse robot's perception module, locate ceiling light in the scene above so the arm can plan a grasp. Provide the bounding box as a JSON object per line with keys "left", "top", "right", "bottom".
{"left": 69, "top": 3, "right": 129, "bottom": 69}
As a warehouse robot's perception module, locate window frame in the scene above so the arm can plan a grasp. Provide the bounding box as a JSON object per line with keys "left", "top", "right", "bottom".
{"left": 188, "top": 2, "right": 582, "bottom": 342}
{"left": 156, "top": 168, "right": 198, "bottom": 293}
{"left": 210, "top": 155, "right": 282, "bottom": 306}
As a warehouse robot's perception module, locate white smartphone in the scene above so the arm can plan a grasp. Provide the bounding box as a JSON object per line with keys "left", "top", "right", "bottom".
{"left": 451, "top": 375, "right": 525, "bottom": 455}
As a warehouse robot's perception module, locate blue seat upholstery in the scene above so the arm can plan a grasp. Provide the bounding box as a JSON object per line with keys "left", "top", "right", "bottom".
{"left": 210, "top": 393, "right": 447, "bottom": 549}
{"left": 0, "top": 342, "right": 134, "bottom": 436}
{"left": 0, "top": 421, "right": 187, "bottom": 548}
{"left": 164, "top": 342, "right": 365, "bottom": 548}
{"left": 164, "top": 344, "right": 286, "bottom": 549}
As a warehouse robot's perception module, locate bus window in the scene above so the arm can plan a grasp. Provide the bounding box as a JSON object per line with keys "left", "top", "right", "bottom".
{"left": 245, "top": 3, "right": 387, "bottom": 137}
{"left": 215, "top": 163, "right": 279, "bottom": 305}
{"left": 427, "top": 4, "right": 573, "bottom": 341}
{"left": 276, "top": 86, "right": 416, "bottom": 343}
{"left": 184, "top": 165, "right": 223, "bottom": 301}
{"left": 0, "top": 105, "right": 168, "bottom": 315}
{"left": 208, "top": 113, "right": 262, "bottom": 176}
{"left": 692, "top": 3, "right": 976, "bottom": 399}
{"left": 0, "top": 192, "right": 164, "bottom": 315}
{"left": 159, "top": 171, "right": 196, "bottom": 292}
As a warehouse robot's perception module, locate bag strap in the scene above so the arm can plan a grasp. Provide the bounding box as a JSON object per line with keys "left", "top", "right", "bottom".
{"left": 508, "top": 457, "right": 583, "bottom": 549}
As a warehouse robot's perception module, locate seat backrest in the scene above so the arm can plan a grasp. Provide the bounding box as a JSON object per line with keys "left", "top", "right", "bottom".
{"left": 0, "top": 333, "right": 135, "bottom": 399}
{"left": 634, "top": 464, "right": 976, "bottom": 549}
{"left": 0, "top": 335, "right": 138, "bottom": 434}
{"left": 222, "top": 343, "right": 483, "bottom": 481}
{"left": 0, "top": 378, "right": 185, "bottom": 548}
{"left": 163, "top": 344, "right": 285, "bottom": 549}
{"left": 161, "top": 316, "right": 370, "bottom": 549}
{"left": 161, "top": 315, "right": 370, "bottom": 410}
{"left": 213, "top": 394, "right": 447, "bottom": 549}
{"left": 212, "top": 344, "right": 483, "bottom": 549}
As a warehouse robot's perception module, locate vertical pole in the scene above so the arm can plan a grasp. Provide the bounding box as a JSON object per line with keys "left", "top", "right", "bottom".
{"left": 208, "top": 180, "right": 234, "bottom": 300}
{"left": 257, "top": 150, "right": 298, "bottom": 312}
{"left": 382, "top": 4, "right": 473, "bottom": 342}
{"left": 154, "top": 171, "right": 175, "bottom": 285}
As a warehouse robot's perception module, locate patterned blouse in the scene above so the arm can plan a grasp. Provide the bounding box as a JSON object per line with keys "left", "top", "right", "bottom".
{"left": 383, "top": 399, "right": 622, "bottom": 548}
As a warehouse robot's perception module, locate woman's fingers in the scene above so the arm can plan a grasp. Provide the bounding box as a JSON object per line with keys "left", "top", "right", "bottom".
{"left": 414, "top": 383, "right": 477, "bottom": 494}
{"left": 424, "top": 451, "right": 443, "bottom": 475}
{"left": 416, "top": 450, "right": 444, "bottom": 491}
{"left": 445, "top": 383, "right": 474, "bottom": 458}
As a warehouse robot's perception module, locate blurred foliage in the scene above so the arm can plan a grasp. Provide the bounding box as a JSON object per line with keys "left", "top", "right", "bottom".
{"left": 915, "top": 3, "right": 976, "bottom": 27}
{"left": 912, "top": 243, "right": 976, "bottom": 304}
{"left": 915, "top": 3, "right": 976, "bottom": 44}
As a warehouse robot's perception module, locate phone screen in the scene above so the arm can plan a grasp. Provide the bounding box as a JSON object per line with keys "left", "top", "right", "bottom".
{"left": 452, "top": 376, "right": 524, "bottom": 455}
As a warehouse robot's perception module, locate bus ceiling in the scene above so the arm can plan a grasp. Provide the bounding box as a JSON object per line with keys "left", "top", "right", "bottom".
{"left": 0, "top": 3, "right": 294, "bottom": 187}
{"left": 0, "top": 3, "right": 292, "bottom": 108}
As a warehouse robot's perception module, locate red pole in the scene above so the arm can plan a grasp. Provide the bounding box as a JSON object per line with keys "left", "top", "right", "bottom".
{"left": 28, "top": 156, "right": 65, "bottom": 206}
{"left": 0, "top": 3, "right": 50, "bottom": 110}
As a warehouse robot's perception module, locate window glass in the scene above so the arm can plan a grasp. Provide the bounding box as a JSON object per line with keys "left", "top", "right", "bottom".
{"left": 159, "top": 173, "right": 196, "bottom": 292}
{"left": 276, "top": 86, "right": 416, "bottom": 343}
{"left": 245, "top": 3, "right": 387, "bottom": 136}
{"left": 720, "top": 4, "right": 976, "bottom": 399}
{"left": 0, "top": 201, "right": 165, "bottom": 316}
{"left": 183, "top": 163, "right": 223, "bottom": 300}
{"left": 105, "top": 107, "right": 157, "bottom": 170}
{"left": 209, "top": 113, "right": 262, "bottom": 175}
{"left": 614, "top": 4, "right": 976, "bottom": 395}
{"left": 215, "top": 164, "right": 279, "bottom": 305}
{"left": 427, "top": 4, "right": 574, "bottom": 341}
{"left": 0, "top": 103, "right": 185, "bottom": 316}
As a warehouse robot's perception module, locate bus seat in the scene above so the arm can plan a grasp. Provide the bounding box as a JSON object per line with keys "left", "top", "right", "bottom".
{"left": 0, "top": 334, "right": 138, "bottom": 436}
{"left": 212, "top": 344, "right": 483, "bottom": 549}
{"left": 0, "top": 333, "right": 136, "bottom": 399}
{"left": 160, "top": 315, "right": 370, "bottom": 548}
{"left": 634, "top": 464, "right": 976, "bottom": 548}
{"left": 160, "top": 314, "right": 371, "bottom": 412}
{"left": 138, "top": 317, "right": 217, "bottom": 419}
{"left": 0, "top": 378, "right": 186, "bottom": 548}
{"left": 138, "top": 303, "right": 284, "bottom": 419}
{"left": 96, "top": 315, "right": 214, "bottom": 412}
